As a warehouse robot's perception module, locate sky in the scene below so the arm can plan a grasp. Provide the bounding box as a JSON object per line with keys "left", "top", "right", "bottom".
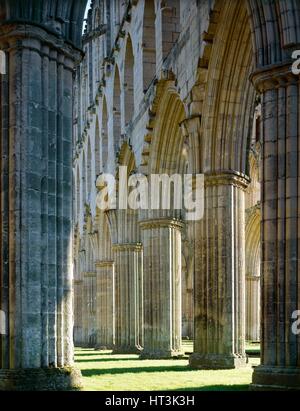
{"left": 83, "top": 0, "right": 92, "bottom": 33}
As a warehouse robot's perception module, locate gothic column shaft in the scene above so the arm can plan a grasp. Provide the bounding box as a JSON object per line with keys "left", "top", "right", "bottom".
{"left": 82, "top": 272, "right": 96, "bottom": 347}
{"left": 113, "top": 244, "right": 143, "bottom": 353}
{"left": 190, "top": 174, "right": 248, "bottom": 369}
{"left": 74, "top": 280, "right": 84, "bottom": 346}
{"left": 140, "top": 219, "right": 183, "bottom": 359}
{"left": 95, "top": 261, "right": 115, "bottom": 349}
{"left": 251, "top": 68, "right": 300, "bottom": 389}
{"left": 0, "top": 25, "right": 82, "bottom": 390}
{"left": 246, "top": 276, "right": 260, "bottom": 341}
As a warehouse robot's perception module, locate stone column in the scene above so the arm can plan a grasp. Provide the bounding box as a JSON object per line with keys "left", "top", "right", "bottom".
{"left": 95, "top": 261, "right": 115, "bottom": 350}
{"left": 0, "top": 25, "right": 82, "bottom": 390}
{"left": 140, "top": 219, "right": 183, "bottom": 359}
{"left": 246, "top": 275, "right": 260, "bottom": 342}
{"left": 251, "top": 66, "right": 300, "bottom": 390}
{"left": 82, "top": 272, "right": 97, "bottom": 347}
{"left": 190, "top": 173, "right": 249, "bottom": 369}
{"left": 112, "top": 244, "right": 143, "bottom": 353}
{"left": 74, "top": 280, "right": 84, "bottom": 346}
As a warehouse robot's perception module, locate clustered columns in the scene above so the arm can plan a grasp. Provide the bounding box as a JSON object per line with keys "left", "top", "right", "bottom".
{"left": 82, "top": 272, "right": 97, "bottom": 347}
{"left": 95, "top": 261, "right": 115, "bottom": 350}
{"left": 140, "top": 218, "right": 184, "bottom": 359}
{"left": 251, "top": 65, "right": 300, "bottom": 390}
{"left": 0, "top": 25, "right": 82, "bottom": 390}
{"left": 246, "top": 275, "right": 260, "bottom": 342}
{"left": 190, "top": 173, "right": 249, "bottom": 369}
{"left": 112, "top": 243, "right": 143, "bottom": 354}
{"left": 106, "top": 208, "right": 143, "bottom": 354}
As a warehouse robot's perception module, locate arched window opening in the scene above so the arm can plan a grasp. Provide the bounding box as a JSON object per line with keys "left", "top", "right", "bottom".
{"left": 113, "top": 66, "right": 121, "bottom": 151}
{"left": 161, "top": 0, "right": 181, "bottom": 61}
{"left": 124, "top": 36, "right": 134, "bottom": 127}
{"left": 143, "top": 0, "right": 156, "bottom": 92}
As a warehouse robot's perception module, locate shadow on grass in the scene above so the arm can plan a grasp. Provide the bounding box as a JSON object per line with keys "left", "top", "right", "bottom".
{"left": 172, "top": 385, "right": 249, "bottom": 392}
{"left": 81, "top": 365, "right": 195, "bottom": 377}
{"left": 76, "top": 357, "right": 140, "bottom": 363}
{"left": 75, "top": 352, "right": 112, "bottom": 357}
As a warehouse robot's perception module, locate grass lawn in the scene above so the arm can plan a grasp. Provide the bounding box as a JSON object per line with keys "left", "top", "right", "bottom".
{"left": 75, "top": 348, "right": 260, "bottom": 391}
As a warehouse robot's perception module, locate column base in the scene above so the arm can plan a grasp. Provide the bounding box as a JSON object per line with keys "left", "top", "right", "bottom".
{"left": 189, "top": 353, "right": 247, "bottom": 369}
{"left": 0, "top": 367, "right": 83, "bottom": 391}
{"left": 250, "top": 366, "right": 300, "bottom": 391}
{"left": 112, "top": 346, "right": 142, "bottom": 355}
{"left": 140, "top": 350, "right": 184, "bottom": 360}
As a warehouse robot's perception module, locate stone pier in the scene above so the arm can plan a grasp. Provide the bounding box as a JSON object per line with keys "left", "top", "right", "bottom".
{"left": 140, "top": 219, "right": 183, "bottom": 359}
{"left": 112, "top": 243, "right": 143, "bottom": 353}
{"left": 190, "top": 173, "right": 248, "bottom": 369}
{"left": 246, "top": 275, "right": 260, "bottom": 342}
{"left": 0, "top": 20, "right": 84, "bottom": 390}
{"left": 251, "top": 65, "right": 300, "bottom": 390}
{"left": 95, "top": 261, "right": 115, "bottom": 350}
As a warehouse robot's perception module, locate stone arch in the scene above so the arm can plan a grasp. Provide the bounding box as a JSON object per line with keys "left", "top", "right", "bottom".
{"left": 113, "top": 65, "right": 122, "bottom": 152}
{"left": 161, "top": 0, "right": 181, "bottom": 61}
{"left": 149, "top": 83, "right": 186, "bottom": 175}
{"left": 201, "top": 1, "right": 255, "bottom": 175}
{"left": 124, "top": 35, "right": 134, "bottom": 127}
{"left": 142, "top": 0, "right": 156, "bottom": 92}
{"left": 190, "top": 0, "right": 256, "bottom": 371}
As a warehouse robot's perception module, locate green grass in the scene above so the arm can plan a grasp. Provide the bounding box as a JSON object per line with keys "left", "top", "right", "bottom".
{"left": 75, "top": 348, "right": 260, "bottom": 391}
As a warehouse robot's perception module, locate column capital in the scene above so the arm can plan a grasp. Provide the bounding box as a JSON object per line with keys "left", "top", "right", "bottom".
{"left": 250, "top": 61, "right": 298, "bottom": 93}
{"left": 139, "top": 218, "right": 184, "bottom": 231}
{"left": 112, "top": 243, "right": 143, "bottom": 252}
{"left": 95, "top": 260, "right": 115, "bottom": 269}
{"left": 0, "top": 23, "right": 83, "bottom": 64}
{"left": 204, "top": 171, "right": 250, "bottom": 190}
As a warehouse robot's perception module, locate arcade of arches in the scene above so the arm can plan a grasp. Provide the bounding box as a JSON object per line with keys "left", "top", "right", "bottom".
{"left": 0, "top": 0, "right": 299, "bottom": 391}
